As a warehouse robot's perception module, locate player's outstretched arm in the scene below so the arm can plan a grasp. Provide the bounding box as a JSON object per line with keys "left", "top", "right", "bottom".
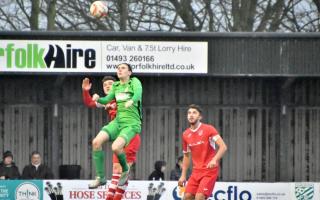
{"left": 97, "top": 85, "right": 115, "bottom": 105}
{"left": 178, "top": 152, "right": 190, "bottom": 186}
{"left": 207, "top": 136, "right": 227, "bottom": 168}
{"left": 82, "top": 78, "right": 92, "bottom": 91}
{"left": 82, "top": 78, "right": 97, "bottom": 108}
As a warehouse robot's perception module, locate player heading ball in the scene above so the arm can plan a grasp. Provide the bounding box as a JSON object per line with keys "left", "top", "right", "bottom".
{"left": 89, "top": 63, "right": 142, "bottom": 188}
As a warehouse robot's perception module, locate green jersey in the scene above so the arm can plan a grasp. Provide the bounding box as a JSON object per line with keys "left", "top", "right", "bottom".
{"left": 97, "top": 77, "right": 142, "bottom": 126}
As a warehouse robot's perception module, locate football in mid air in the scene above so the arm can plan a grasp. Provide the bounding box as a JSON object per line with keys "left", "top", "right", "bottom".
{"left": 90, "top": 1, "right": 108, "bottom": 18}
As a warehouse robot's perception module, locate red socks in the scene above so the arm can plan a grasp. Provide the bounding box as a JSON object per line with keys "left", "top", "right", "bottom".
{"left": 106, "top": 173, "right": 120, "bottom": 200}
{"left": 113, "top": 182, "right": 128, "bottom": 200}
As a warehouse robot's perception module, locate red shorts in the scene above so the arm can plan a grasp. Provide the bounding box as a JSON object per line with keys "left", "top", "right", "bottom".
{"left": 185, "top": 167, "right": 219, "bottom": 198}
{"left": 112, "top": 134, "right": 141, "bottom": 164}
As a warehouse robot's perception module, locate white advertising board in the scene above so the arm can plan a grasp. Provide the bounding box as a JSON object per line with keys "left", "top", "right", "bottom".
{"left": 0, "top": 40, "right": 207, "bottom": 74}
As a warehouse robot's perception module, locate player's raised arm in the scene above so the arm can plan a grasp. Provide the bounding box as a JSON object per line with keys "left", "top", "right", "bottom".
{"left": 82, "top": 78, "right": 97, "bottom": 108}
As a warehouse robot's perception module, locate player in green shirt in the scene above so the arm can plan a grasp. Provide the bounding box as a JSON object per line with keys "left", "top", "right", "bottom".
{"left": 89, "top": 63, "right": 142, "bottom": 188}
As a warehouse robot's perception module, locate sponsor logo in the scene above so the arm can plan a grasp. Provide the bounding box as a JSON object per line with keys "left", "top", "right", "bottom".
{"left": 212, "top": 186, "right": 252, "bottom": 200}
{"left": 147, "top": 182, "right": 166, "bottom": 200}
{"left": 295, "top": 183, "right": 314, "bottom": 200}
{"left": 0, "top": 43, "right": 96, "bottom": 69}
{"left": 15, "top": 182, "right": 40, "bottom": 200}
{"left": 116, "top": 92, "right": 130, "bottom": 101}
{"left": 0, "top": 185, "right": 9, "bottom": 199}
{"left": 45, "top": 181, "right": 63, "bottom": 200}
{"left": 173, "top": 185, "right": 261, "bottom": 200}
{"left": 173, "top": 185, "right": 252, "bottom": 200}
{"left": 172, "top": 186, "right": 185, "bottom": 200}
{"left": 189, "top": 141, "right": 204, "bottom": 147}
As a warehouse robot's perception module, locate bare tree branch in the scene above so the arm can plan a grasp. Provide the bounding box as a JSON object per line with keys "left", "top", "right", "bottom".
{"left": 0, "top": 8, "right": 18, "bottom": 30}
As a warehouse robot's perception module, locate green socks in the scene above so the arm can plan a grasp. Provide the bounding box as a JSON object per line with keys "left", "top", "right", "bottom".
{"left": 117, "top": 153, "right": 129, "bottom": 172}
{"left": 93, "top": 150, "right": 105, "bottom": 179}
{"left": 93, "top": 150, "right": 128, "bottom": 179}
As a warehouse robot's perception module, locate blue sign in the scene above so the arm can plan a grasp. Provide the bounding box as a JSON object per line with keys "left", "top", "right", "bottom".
{"left": 0, "top": 180, "right": 43, "bottom": 200}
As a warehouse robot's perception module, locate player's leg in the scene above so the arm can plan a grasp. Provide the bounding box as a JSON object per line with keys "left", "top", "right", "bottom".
{"left": 113, "top": 134, "right": 141, "bottom": 200}
{"left": 111, "top": 136, "right": 128, "bottom": 186}
{"left": 89, "top": 121, "right": 119, "bottom": 189}
{"left": 112, "top": 162, "right": 131, "bottom": 200}
{"left": 194, "top": 193, "right": 206, "bottom": 200}
{"left": 112, "top": 126, "right": 140, "bottom": 185}
{"left": 106, "top": 159, "right": 122, "bottom": 200}
{"left": 196, "top": 168, "right": 219, "bottom": 200}
{"left": 184, "top": 172, "right": 200, "bottom": 200}
{"left": 184, "top": 193, "right": 195, "bottom": 200}
{"left": 89, "top": 130, "right": 109, "bottom": 189}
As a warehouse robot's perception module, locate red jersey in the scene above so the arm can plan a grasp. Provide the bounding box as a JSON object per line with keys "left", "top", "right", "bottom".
{"left": 82, "top": 89, "right": 117, "bottom": 120}
{"left": 182, "top": 123, "right": 220, "bottom": 171}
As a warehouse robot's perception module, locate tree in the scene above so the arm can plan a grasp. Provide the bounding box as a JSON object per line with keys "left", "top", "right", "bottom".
{"left": 0, "top": 0, "right": 319, "bottom": 32}
{"left": 47, "top": 0, "right": 57, "bottom": 30}
{"left": 30, "top": 0, "right": 40, "bottom": 30}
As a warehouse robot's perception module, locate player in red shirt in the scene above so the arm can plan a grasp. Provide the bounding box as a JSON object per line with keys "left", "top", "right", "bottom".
{"left": 178, "top": 104, "right": 227, "bottom": 200}
{"left": 82, "top": 76, "right": 117, "bottom": 120}
{"left": 82, "top": 76, "right": 141, "bottom": 200}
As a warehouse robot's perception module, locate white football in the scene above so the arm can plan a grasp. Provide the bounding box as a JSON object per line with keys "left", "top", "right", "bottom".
{"left": 90, "top": 1, "right": 108, "bottom": 18}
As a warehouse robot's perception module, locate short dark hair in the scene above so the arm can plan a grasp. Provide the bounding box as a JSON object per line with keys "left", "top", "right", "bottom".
{"left": 188, "top": 104, "right": 203, "bottom": 114}
{"left": 31, "top": 151, "right": 41, "bottom": 157}
{"left": 3, "top": 150, "right": 13, "bottom": 159}
{"left": 117, "top": 63, "right": 132, "bottom": 72}
{"left": 102, "top": 76, "right": 116, "bottom": 83}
